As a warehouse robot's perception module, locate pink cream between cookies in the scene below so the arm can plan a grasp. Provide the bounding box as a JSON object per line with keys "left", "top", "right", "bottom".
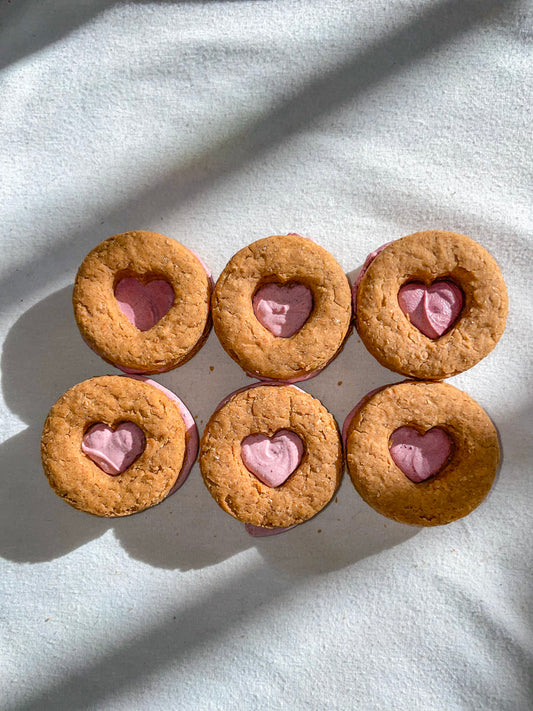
{"left": 215, "top": 383, "right": 306, "bottom": 537}
{"left": 82, "top": 422, "right": 146, "bottom": 476}
{"left": 352, "top": 242, "right": 464, "bottom": 339}
{"left": 112, "top": 250, "right": 213, "bottom": 374}
{"left": 82, "top": 376, "right": 198, "bottom": 495}
{"left": 343, "top": 386, "right": 453, "bottom": 484}
{"left": 397, "top": 281, "right": 464, "bottom": 339}
{"left": 245, "top": 232, "right": 350, "bottom": 384}
{"left": 126, "top": 375, "right": 199, "bottom": 495}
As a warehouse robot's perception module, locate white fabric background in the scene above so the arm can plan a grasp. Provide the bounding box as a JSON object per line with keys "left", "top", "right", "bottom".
{"left": 1, "top": 1, "right": 532, "bottom": 709}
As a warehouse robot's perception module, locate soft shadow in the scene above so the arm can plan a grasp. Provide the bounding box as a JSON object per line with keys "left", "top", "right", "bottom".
{"left": 0, "top": 0, "right": 253, "bottom": 73}
{"left": 7, "top": 558, "right": 294, "bottom": 711}
{"left": 0, "top": 0, "right": 116, "bottom": 71}
{"left": 6, "top": 497, "right": 418, "bottom": 711}
{"left": 0, "top": 286, "right": 251, "bottom": 568}
{"left": 1, "top": 0, "right": 517, "bottom": 311}
{"left": 254, "top": 478, "right": 419, "bottom": 576}
{"left": 354, "top": 163, "right": 531, "bottom": 248}
{"left": 0, "top": 286, "right": 113, "bottom": 562}
{"left": 1, "top": 285, "right": 416, "bottom": 571}
{"left": 0, "top": 427, "right": 111, "bottom": 561}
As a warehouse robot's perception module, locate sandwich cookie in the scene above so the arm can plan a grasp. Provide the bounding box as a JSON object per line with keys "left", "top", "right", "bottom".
{"left": 41, "top": 375, "right": 198, "bottom": 516}
{"left": 212, "top": 234, "right": 352, "bottom": 382}
{"left": 354, "top": 231, "right": 508, "bottom": 379}
{"left": 200, "top": 384, "right": 343, "bottom": 532}
{"left": 343, "top": 380, "right": 500, "bottom": 526}
{"left": 73, "top": 231, "right": 212, "bottom": 374}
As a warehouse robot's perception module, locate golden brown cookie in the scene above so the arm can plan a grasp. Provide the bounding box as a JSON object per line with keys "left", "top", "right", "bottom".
{"left": 73, "top": 231, "right": 212, "bottom": 374}
{"left": 354, "top": 231, "right": 508, "bottom": 379}
{"left": 344, "top": 381, "right": 500, "bottom": 526}
{"left": 199, "top": 384, "right": 343, "bottom": 528}
{"left": 41, "top": 375, "right": 197, "bottom": 517}
{"left": 212, "top": 234, "right": 352, "bottom": 382}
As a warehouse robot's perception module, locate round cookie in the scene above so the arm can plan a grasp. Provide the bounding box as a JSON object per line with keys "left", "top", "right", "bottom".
{"left": 212, "top": 234, "right": 352, "bottom": 382}
{"left": 41, "top": 375, "right": 198, "bottom": 517}
{"left": 200, "top": 384, "right": 343, "bottom": 528}
{"left": 73, "top": 231, "right": 212, "bottom": 374}
{"left": 344, "top": 380, "right": 500, "bottom": 526}
{"left": 354, "top": 231, "right": 508, "bottom": 379}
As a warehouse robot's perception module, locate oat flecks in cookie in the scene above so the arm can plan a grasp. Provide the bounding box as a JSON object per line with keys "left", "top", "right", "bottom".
{"left": 345, "top": 380, "right": 500, "bottom": 526}
{"left": 41, "top": 376, "right": 187, "bottom": 517}
{"left": 355, "top": 231, "right": 508, "bottom": 379}
{"left": 212, "top": 234, "right": 352, "bottom": 381}
{"left": 73, "top": 231, "right": 212, "bottom": 373}
{"left": 200, "top": 385, "right": 343, "bottom": 528}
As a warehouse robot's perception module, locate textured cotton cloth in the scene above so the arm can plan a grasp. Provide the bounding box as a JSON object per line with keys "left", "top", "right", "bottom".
{"left": 1, "top": 1, "right": 532, "bottom": 710}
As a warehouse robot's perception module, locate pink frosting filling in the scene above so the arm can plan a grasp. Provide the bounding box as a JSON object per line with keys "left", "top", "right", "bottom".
{"left": 189, "top": 248, "right": 215, "bottom": 289}
{"left": 245, "top": 233, "right": 347, "bottom": 384}
{"left": 389, "top": 426, "right": 453, "bottom": 483}
{"left": 352, "top": 243, "right": 464, "bottom": 339}
{"left": 253, "top": 282, "right": 313, "bottom": 338}
{"left": 398, "top": 281, "right": 464, "bottom": 339}
{"left": 215, "top": 383, "right": 305, "bottom": 537}
{"left": 126, "top": 375, "right": 199, "bottom": 495}
{"left": 81, "top": 422, "right": 146, "bottom": 475}
{"left": 109, "top": 249, "right": 212, "bottom": 374}
{"left": 115, "top": 278, "right": 174, "bottom": 332}
{"left": 241, "top": 430, "right": 304, "bottom": 487}
{"left": 343, "top": 386, "right": 454, "bottom": 484}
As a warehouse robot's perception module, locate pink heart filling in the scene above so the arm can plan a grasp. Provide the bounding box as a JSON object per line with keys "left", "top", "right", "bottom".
{"left": 115, "top": 277, "right": 174, "bottom": 331}
{"left": 241, "top": 430, "right": 304, "bottom": 487}
{"left": 253, "top": 283, "right": 313, "bottom": 338}
{"left": 389, "top": 426, "right": 453, "bottom": 483}
{"left": 398, "top": 281, "right": 463, "bottom": 339}
{"left": 81, "top": 422, "right": 146, "bottom": 475}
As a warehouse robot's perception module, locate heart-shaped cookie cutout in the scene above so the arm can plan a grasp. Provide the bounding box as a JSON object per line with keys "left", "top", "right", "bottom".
{"left": 389, "top": 426, "right": 453, "bottom": 483}
{"left": 241, "top": 430, "right": 304, "bottom": 487}
{"left": 82, "top": 422, "right": 146, "bottom": 475}
{"left": 253, "top": 283, "right": 313, "bottom": 338}
{"left": 398, "top": 281, "right": 463, "bottom": 339}
{"left": 115, "top": 277, "right": 174, "bottom": 331}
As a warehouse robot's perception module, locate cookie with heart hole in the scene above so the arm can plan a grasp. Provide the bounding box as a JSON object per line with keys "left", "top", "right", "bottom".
{"left": 199, "top": 384, "right": 343, "bottom": 529}
{"left": 212, "top": 234, "right": 352, "bottom": 382}
{"left": 353, "top": 231, "right": 508, "bottom": 379}
{"left": 343, "top": 380, "right": 500, "bottom": 526}
{"left": 41, "top": 375, "right": 198, "bottom": 516}
{"left": 73, "top": 231, "right": 212, "bottom": 374}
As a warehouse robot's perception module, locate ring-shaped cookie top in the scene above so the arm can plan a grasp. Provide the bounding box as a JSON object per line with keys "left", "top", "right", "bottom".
{"left": 41, "top": 376, "right": 186, "bottom": 517}
{"left": 345, "top": 381, "right": 500, "bottom": 526}
{"left": 200, "top": 385, "right": 343, "bottom": 528}
{"left": 212, "top": 235, "right": 352, "bottom": 381}
{"left": 73, "top": 231, "right": 212, "bottom": 373}
{"left": 355, "top": 231, "right": 508, "bottom": 379}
